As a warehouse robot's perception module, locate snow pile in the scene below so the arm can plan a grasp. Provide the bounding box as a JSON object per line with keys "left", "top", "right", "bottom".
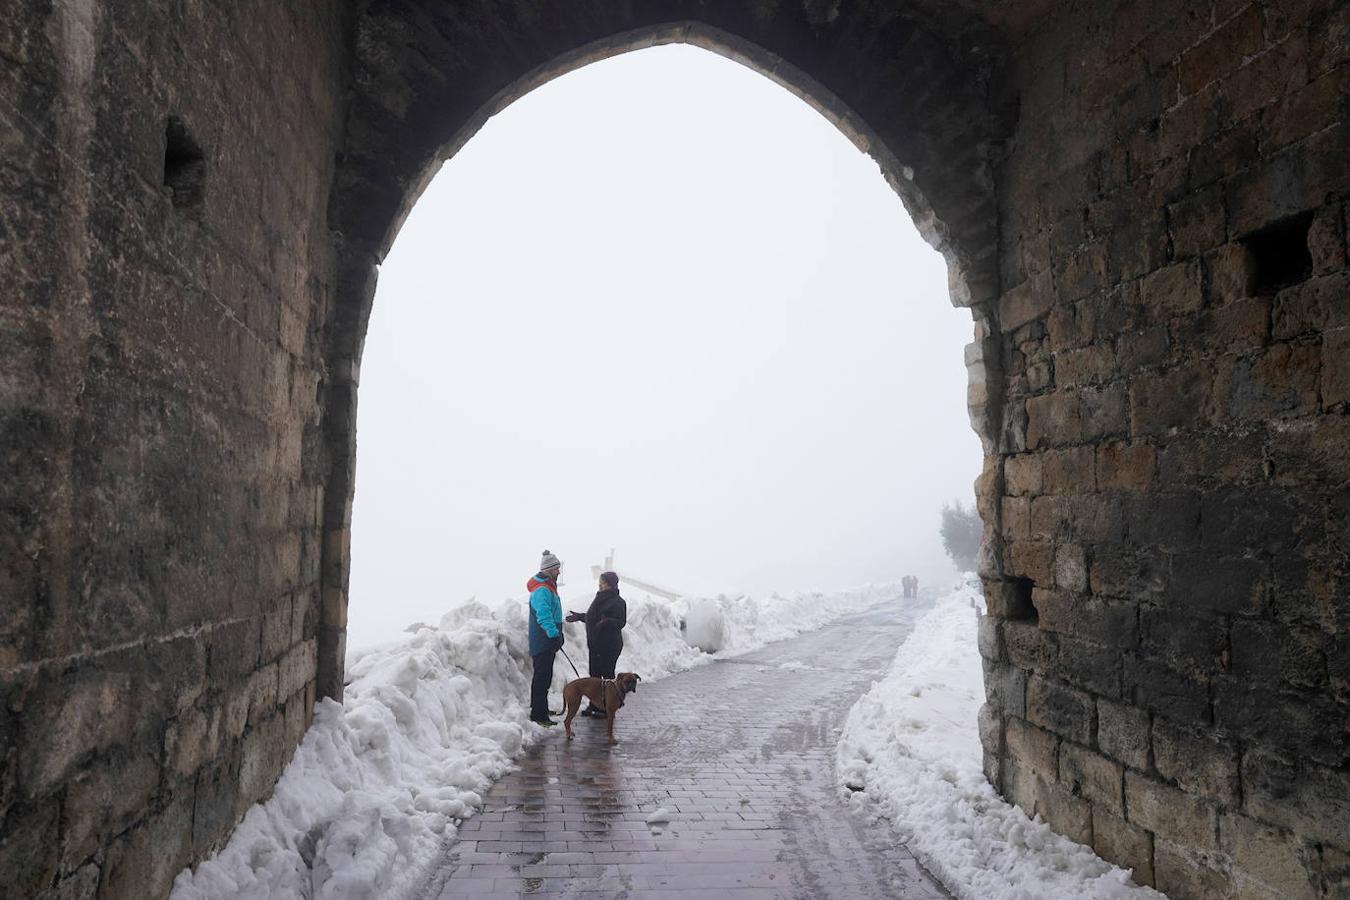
{"left": 836, "top": 580, "right": 1166, "bottom": 900}
{"left": 173, "top": 582, "right": 893, "bottom": 899}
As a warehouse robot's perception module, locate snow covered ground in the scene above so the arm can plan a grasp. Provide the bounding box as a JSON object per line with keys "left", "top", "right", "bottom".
{"left": 171, "top": 583, "right": 898, "bottom": 899}
{"left": 837, "top": 578, "right": 1166, "bottom": 900}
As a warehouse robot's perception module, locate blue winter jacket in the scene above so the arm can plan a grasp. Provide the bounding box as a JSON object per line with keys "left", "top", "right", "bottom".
{"left": 527, "top": 574, "right": 563, "bottom": 656}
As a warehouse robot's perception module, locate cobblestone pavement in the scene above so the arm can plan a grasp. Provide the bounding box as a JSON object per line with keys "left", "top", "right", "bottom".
{"left": 418, "top": 598, "right": 950, "bottom": 899}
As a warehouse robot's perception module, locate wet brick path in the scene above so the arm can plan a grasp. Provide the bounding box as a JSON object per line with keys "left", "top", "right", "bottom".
{"left": 417, "top": 599, "right": 950, "bottom": 899}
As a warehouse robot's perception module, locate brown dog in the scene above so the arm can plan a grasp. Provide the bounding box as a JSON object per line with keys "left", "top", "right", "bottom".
{"left": 562, "top": 673, "right": 641, "bottom": 744}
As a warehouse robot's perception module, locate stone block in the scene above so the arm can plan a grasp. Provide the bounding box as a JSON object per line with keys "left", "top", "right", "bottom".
{"left": 1041, "top": 447, "right": 1095, "bottom": 494}
{"left": 1195, "top": 295, "right": 1271, "bottom": 353}
{"left": 1241, "top": 747, "right": 1350, "bottom": 851}
{"left": 1139, "top": 606, "right": 1227, "bottom": 678}
{"left": 207, "top": 618, "right": 261, "bottom": 684}
{"left": 1225, "top": 124, "right": 1350, "bottom": 235}
{"left": 238, "top": 711, "right": 290, "bottom": 821}
{"left": 1094, "top": 440, "right": 1155, "bottom": 492}
{"left": 260, "top": 599, "right": 294, "bottom": 662}
{"left": 1204, "top": 243, "right": 1257, "bottom": 304}
{"left": 1324, "top": 326, "right": 1350, "bottom": 408}
{"left": 277, "top": 639, "right": 317, "bottom": 703}
{"left": 1004, "top": 453, "right": 1043, "bottom": 496}
{"left": 166, "top": 706, "right": 222, "bottom": 778}
{"left": 1006, "top": 715, "right": 1059, "bottom": 776}
{"left": 1151, "top": 717, "right": 1240, "bottom": 806}
{"left": 978, "top": 703, "right": 1003, "bottom": 757}
{"left": 982, "top": 658, "right": 1028, "bottom": 717}
{"left": 1005, "top": 540, "right": 1055, "bottom": 586}
{"left": 1003, "top": 620, "right": 1057, "bottom": 675}
{"left": 1152, "top": 841, "right": 1233, "bottom": 900}
{"left": 1124, "top": 491, "right": 1201, "bottom": 551}
{"left": 1054, "top": 345, "right": 1115, "bottom": 387}
{"left": 1229, "top": 619, "right": 1325, "bottom": 689}
{"left": 1093, "top": 806, "right": 1155, "bottom": 886}
{"left": 146, "top": 635, "right": 207, "bottom": 717}
{"left": 61, "top": 752, "right": 160, "bottom": 873}
{"left": 1167, "top": 552, "right": 1264, "bottom": 616}
{"left": 191, "top": 752, "right": 242, "bottom": 856}
{"left": 1137, "top": 260, "right": 1203, "bottom": 320}
{"left": 20, "top": 666, "right": 133, "bottom": 798}
{"left": 1213, "top": 680, "right": 1346, "bottom": 767}
{"left": 1307, "top": 204, "right": 1346, "bottom": 275}
{"left": 0, "top": 800, "right": 60, "bottom": 897}
{"left": 1078, "top": 383, "right": 1129, "bottom": 440}
{"left": 1057, "top": 243, "right": 1109, "bottom": 304}
{"left": 1123, "top": 652, "right": 1212, "bottom": 723}
{"left": 1054, "top": 634, "right": 1123, "bottom": 698}
{"left": 1053, "top": 544, "right": 1088, "bottom": 593}
{"left": 1115, "top": 325, "right": 1169, "bottom": 374}
{"left": 1026, "top": 390, "right": 1083, "bottom": 448}
{"left": 1029, "top": 495, "right": 1070, "bottom": 542}
{"left": 1220, "top": 814, "right": 1319, "bottom": 900}
{"left": 43, "top": 863, "right": 101, "bottom": 900}
{"left": 977, "top": 614, "right": 1001, "bottom": 661}
{"left": 1006, "top": 759, "right": 1093, "bottom": 845}
{"left": 1265, "top": 61, "right": 1349, "bottom": 147}
{"left": 1097, "top": 697, "right": 1151, "bottom": 770}
{"left": 1060, "top": 742, "right": 1123, "bottom": 813}
{"left": 1026, "top": 674, "right": 1094, "bottom": 745}
{"left": 1129, "top": 365, "right": 1211, "bottom": 436}
{"left": 1167, "top": 185, "right": 1226, "bottom": 259}
{"left": 1046, "top": 299, "right": 1094, "bottom": 351}
{"left": 1002, "top": 496, "right": 1030, "bottom": 540}
{"left": 1212, "top": 343, "right": 1321, "bottom": 423}
{"left": 1272, "top": 271, "right": 1350, "bottom": 340}
{"left": 1180, "top": 5, "right": 1263, "bottom": 94}
{"left": 1125, "top": 771, "right": 1219, "bottom": 850}
{"left": 100, "top": 793, "right": 194, "bottom": 900}
{"left": 999, "top": 276, "right": 1054, "bottom": 332}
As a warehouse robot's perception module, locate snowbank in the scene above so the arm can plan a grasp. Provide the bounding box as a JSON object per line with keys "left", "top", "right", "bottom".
{"left": 172, "top": 582, "right": 895, "bottom": 899}
{"left": 836, "top": 579, "right": 1166, "bottom": 900}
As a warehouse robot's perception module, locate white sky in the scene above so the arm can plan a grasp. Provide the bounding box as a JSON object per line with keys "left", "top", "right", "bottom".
{"left": 347, "top": 45, "right": 983, "bottom": 647}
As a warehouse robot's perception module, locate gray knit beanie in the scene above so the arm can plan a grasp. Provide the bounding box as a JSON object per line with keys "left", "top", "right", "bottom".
{"left": 539, "top": 549, "right": 561, "bottom": 572}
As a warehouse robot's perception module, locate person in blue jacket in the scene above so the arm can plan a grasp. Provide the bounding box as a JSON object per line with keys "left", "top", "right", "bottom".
{"left": 527, "top": 549, "right": 565, "bottom": 725}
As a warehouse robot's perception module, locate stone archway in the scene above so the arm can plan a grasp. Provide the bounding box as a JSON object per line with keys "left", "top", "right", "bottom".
{"left": 315, "top": 3, "right": 1016, "bottom": 702}
{"left": 4, "top": 1, "right": 1347, "bottom": 897}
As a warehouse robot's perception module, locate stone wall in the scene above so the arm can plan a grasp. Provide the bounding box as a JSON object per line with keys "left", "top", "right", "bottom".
{"left": 2, "top": 0, "right": 1348, "bottom": 897}
{"left": 0, "top": 1, "right": 346, "bottom": 896}
{"left": 976, "top": 1, "right": 1350, "bottom": 897}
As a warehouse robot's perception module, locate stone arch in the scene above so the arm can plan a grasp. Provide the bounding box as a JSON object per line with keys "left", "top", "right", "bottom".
{"left": 315, "top": 2, "right": 1015, "bottom": 699}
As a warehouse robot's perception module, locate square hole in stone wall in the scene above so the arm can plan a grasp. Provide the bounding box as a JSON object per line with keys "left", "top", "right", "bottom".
{"left": 164, "top": 117, "right": 205, "bottom": 210}
{"left": 1006, "top": 577, "right": 1038, "bottom": 623}
{"left": 1242, "top": 212, "right": 1312, "bottom": 295}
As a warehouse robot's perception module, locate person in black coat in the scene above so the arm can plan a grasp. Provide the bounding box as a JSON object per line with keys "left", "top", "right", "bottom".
{"left": 565, "top": 571, "right": 627, "bottom": 717}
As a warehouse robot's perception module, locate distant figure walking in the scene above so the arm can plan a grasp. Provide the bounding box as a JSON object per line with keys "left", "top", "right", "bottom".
{"left": 566, "top": 571, "right": 628, "bottom": 717}
{"left": 527, "top": 550, "right": 565, "bottom": 726}
{"left": 901, "top": 575, "right": 919, "bottom": 599}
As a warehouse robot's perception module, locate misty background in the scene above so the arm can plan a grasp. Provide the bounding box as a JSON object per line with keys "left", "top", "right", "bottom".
{"left": 347, "top": 46, "right": 983, "bottom": 648}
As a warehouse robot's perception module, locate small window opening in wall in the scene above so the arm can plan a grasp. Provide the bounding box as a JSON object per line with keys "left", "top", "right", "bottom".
{"left": 1006, "top": 577, "right": 1038, "bottom": 623}
{"left": 1242, "top": 212, "right": 1312, "bottom": 295}
{"left": 163, "top": 117, "right": 205, "bottom": 210}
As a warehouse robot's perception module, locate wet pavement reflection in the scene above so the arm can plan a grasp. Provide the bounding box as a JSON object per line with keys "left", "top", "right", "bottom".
{"left": 418, "top": 601, "right": 950, "bottom": 899}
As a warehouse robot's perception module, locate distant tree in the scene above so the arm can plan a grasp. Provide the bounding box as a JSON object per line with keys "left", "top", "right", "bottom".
{"left": 940, "top": 499, "right": 982, "bottom": 572}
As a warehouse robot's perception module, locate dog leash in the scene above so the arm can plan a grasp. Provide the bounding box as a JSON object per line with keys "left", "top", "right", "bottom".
{"left": 559, "top": 647, "right": 581, "bottom": 678}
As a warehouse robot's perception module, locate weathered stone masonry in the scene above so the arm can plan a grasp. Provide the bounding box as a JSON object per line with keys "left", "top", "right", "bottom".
{"left": 1, "top": 1, "right": 1346, "bottom": 898}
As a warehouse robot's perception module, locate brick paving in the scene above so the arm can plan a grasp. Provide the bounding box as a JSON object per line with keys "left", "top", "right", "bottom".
{"left": 417, "top": 600, "right": 949, "bottom": 899}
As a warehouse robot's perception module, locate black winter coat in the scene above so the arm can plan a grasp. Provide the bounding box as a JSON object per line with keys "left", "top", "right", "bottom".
{"left": 580, "top": 588, "right": 627, "bottom": 654}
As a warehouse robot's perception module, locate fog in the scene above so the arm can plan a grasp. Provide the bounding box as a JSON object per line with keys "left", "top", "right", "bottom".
{"left": 347, "top": 46, "right": 983, "bottom": 648}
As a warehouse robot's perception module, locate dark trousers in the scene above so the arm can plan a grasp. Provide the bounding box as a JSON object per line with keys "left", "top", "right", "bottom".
{"left": 586, "top": 644, "right": 622, "bottom": 709}
{"left": 530, "top": 646, "right": 557, "bottom": 720}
